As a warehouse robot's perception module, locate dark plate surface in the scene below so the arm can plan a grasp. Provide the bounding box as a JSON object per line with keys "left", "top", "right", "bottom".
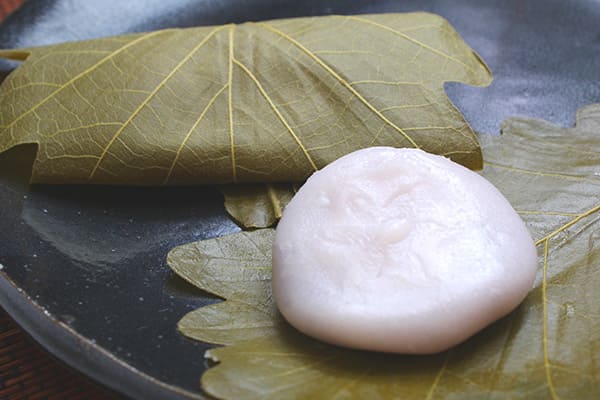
{"left": 0, "top": 1, "right": 598, "bottom": 399}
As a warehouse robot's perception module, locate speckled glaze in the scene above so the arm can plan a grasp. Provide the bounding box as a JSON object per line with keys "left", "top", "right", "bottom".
{"left": 0, "top": 1, "right": 598, "bottom": 398}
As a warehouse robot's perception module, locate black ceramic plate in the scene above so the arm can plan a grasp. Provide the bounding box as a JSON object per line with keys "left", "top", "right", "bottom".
{"left": 0, "top": 1, "right": 598, "bottom": 399}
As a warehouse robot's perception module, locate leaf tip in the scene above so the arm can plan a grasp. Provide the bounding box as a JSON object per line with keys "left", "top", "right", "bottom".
{"left": 204, "top": 348, "right": 220, "bottom": 362}
{"left": 471, "top": 49, "right": 494, "bottom": 86}
{"left": 0, "top": 49, "right": 31, "bottom": 62}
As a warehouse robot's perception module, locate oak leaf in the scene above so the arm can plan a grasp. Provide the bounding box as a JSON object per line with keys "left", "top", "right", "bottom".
{"left": 0, "top": 13, "right": 490, "bottom": 185}
{"left": 219, "top": 183, "right": 298, "bottom": 228}
{"left": 168, "top": 105, "right": 600, "bottom": 399}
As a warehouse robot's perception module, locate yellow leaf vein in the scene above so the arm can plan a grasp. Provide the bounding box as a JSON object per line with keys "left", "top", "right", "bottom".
{"left": 485, "top": 161, "right": 600, "bottom": 184}
{"left": 535, "top": 203, "right": 600, "bottom": 246}
{"left": 0, "top": 30, "right": 167, "bottom": 139}
{"left": 89, "top": 26, "right": 225, "bottom": 180}
{"left": 227, "top": 25, "right": 237, "bottom": 183}
{"left": 542, "top": 239, "right": 559, "bottom": 400}
{"left": 403, "top": 126, "right": 454, "bottom": 131}
{"left": 517, "top": 210, "right": 580, "bottom": 217}
{"left": 425, "top": 351, "right": 450, "bottom": 400}
{"left": 233, "top": 58, "right": 318, "bottom": 171}
{"left": 47, "top": 122, "right": 123, "bottom": 138}
{"left": 45, "top": 154, "right": 100, "bottom": 161}
{"left": 163, "top": 84, "right": 228, "bottom": 184}
{"left": 346, "top": 15, "right": 474, "bottom": 72}
{"left": 1, "top": 82, "right": 61, "bottom": 96}
{"left": 274, "top": 352, "right": 341, "bottom": 378}
{"left": 260, "top": 372, "right": 327, "bottom": 397}
{"left": 536, "top": 202, "right": 600, "bottom": 399}
{"left": 258, "top": 22, "right": 419, "bottom": 149}
{"left": 380, "top": 102, "right": 436, "bottom": 112}
{"left": 349, "top": 79, "right": 423, "bottom": 87}
{"left": 313, "top": 49, "right": 385, "bottom": 57}
{"left": 330, "top": 364, "right": 375, "bottom": 400}
{"left": 488, "top": 314, "right": 518, "bottom": 394}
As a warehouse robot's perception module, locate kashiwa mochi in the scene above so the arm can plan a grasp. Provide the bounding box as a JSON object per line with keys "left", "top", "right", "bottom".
{"left": 272, "top": 147, "right": 537, "bottom": 354}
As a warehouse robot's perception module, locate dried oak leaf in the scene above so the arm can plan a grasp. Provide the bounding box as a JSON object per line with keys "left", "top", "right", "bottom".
{"left": 168, "top": 105, "right": 600, "bottom": 399}
{"left": 219, "top": 183, "right": 299, "bottom": 228}
{"left": 0, "top": 13, "right": 490, "bottom": 185}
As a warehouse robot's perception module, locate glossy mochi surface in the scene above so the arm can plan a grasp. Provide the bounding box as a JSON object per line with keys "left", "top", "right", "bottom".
{"left": 272, "top": 147, "right": 538, "bottom": 354}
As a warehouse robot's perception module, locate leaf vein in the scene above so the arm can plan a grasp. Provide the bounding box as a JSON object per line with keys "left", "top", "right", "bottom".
{"left": 228, "top": 25, "right": 237, "bottom": 182}
{"left": 47, "top": 122, "right": 123, "bottom": 138}
{"left": 89, "top": 26, "right": 226, "bottom": 180}
{"left": 233, "top": 58, "right": 318, "bottom": 171}
{"left": 258, "top": 22, "right": 419, "bottom": 149}
{"left": 349, "top": 79, "right": 423, "bottom": 86}
{"left": 485, "top": 161, "right": 600, "bottom": 184}
{"left": 163, "top": 84, "right": 228, "bottom": 184}
{"left": 517, "top": 210, "right": 580, "bottom": 217}
{"left": 542, "top": 239, "right": 560, "bottom": 400}
{"left": 346, "top": 15, "right": 474, "bottom": 72}
{"left": 1, "top": 30, "right": 167, "bottom": 140}
{"left": 535, "top": 203, "right": 600, "bottom": 246}
{"left": 425, "top": 351, "right": 450, "bottom": 400}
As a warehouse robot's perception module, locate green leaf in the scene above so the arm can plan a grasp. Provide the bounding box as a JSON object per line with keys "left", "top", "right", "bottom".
{"left": 219, "top": 183, "right": 299, "bottom": 228}
{"left": 168, "top": 105, "right": 600, "bottom": 399}
{"left": 0, "top": 13, "right": 491, "bottom": 185}
{"left": 167, "top": 229, "right": 283, "bottom": 345}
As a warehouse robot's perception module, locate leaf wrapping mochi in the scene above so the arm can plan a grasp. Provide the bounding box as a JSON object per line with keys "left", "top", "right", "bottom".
{"left": 0, "top": 13, "right": 491, "bottom": 184}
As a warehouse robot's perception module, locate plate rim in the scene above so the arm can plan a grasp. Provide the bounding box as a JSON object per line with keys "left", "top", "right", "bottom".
{"left": 0, "top": 272, "right": 206, "bottom": 400}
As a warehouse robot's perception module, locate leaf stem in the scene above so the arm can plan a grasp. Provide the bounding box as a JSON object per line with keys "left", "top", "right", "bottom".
{"left": 266, "top": 184, "right": 283, "bottom": 219}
